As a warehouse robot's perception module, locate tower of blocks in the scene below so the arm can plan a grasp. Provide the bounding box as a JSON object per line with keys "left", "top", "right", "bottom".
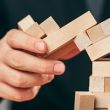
{"left": 17, "top": 11, "right": 110, "bottom": 110}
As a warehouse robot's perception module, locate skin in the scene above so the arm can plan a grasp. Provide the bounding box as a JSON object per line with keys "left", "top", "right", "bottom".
{"left": 0, "top": 29, "right": 75, "bottom": 102}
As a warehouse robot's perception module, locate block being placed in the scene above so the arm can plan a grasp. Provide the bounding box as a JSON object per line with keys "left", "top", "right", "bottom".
{"left": 40, "top": 16, "right": 60, "bottom": 35}
{"left": 47, "top": 32, "right": 92, "bottom": 59}
{"left": 92, "top": 60, "right": 110, "bottom": 77}
{"left": 93, "top": 93, "right": 110, "bottom": 108}
{"left": 18, "top": 15, "right": 45, "bottom": 38}
{"left": 44, "top": 11, "right": 96, "bottom": 55}
{"left": 74, "top": 92, "right": 95, "bottom": 110}
{"left": 86, "top": 35, "right": 110, "bottom": 61}
{"left": 87, "top": 19, "right": 110, "bottom": 43}
{"left": 89, "top": 76, "right": 104, "bottom": 92}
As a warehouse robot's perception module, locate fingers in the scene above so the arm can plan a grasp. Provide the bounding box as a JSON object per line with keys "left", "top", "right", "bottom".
{"left": 0, "top": 82, "right": 41, "bottom": 102}
{"left": 4, "top": 50, "right": 65, "bottom": 75}
{"left": 6, "top": 29, "right": 47, "bottom": 54}
{"left": 0, "top": 64, "right": 54, "bottom": 88}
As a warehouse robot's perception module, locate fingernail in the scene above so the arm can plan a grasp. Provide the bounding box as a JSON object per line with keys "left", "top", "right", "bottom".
{"left": 35, "top": 41, "right": 45, "bottom": 51}
{"left": 54, "top": 63, "right": 65, "bottom": 75}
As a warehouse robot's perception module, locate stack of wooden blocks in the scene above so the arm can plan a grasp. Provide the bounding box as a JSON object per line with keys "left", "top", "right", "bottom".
{"left": 74, "top": 16, "right": 110, "bottom": 109}
{"left": 17, "top": 11, "right": 110, "bottom": 110}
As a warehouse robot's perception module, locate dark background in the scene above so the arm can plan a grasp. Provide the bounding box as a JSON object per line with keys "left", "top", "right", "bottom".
{"left": 0, "top": 0, "right": 110, "bottom": 110}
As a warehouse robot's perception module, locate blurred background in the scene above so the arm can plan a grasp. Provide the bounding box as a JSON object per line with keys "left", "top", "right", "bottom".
{"left": 0, "top": 0, "right": 110, "bottom": 110}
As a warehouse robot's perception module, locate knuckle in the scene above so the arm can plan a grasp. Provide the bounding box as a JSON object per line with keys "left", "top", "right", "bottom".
{"left": 8, "top": 51, "right": 24, "bottom": 69}
{"left": 14, "top": 74, "right": 26, "bottom": 87}
{"left": 40, "top": 62, "right": 53, "bottom": 74}
{"left": 40, "top": 64, "right": 49, "bottom": 74}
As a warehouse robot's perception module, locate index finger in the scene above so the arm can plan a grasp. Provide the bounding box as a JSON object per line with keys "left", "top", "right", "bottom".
{"left": 6, "top": 29, "right": 48, "bottom": 54}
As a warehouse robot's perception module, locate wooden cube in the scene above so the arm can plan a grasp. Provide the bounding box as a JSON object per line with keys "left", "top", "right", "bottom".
{"left": 93, "top": 93, "right": 110, "bottom": 108}
{"left": 74, "top": 32, "right": 92, "bottom": 51}
{"left": 87, "top": 19, "right": 110, "bottom": 43}
{"left": 40, "top": 16, "right": 60, "bottom": 35}
{"left": 74, "top": 92, "right": 95, "bottom": 110}
{"left": 18, "top": 15, "right": 35, "bottom": 31}
{"left": 89, "top": 76, "right": 104, "bottom": 92}
{"left": 18, "top": 15, "right": 45, "bottom": 38}
{"left": 86, "top": 35, "right": 110, "bottom": 61}
{"left": 92, "top": 61, "right": 110, "bottom": 77}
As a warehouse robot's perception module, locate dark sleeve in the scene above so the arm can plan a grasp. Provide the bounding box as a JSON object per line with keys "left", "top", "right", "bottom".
{"left": 0, "top": 0, "right": 5, "bottom": 102}
{"left": 0, "top": 0, "right": 9, "bottom": 38}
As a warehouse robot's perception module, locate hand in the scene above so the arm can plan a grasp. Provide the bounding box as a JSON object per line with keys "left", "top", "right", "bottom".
{"left": 0, "top": 29, "right": 65, "bottom": 102}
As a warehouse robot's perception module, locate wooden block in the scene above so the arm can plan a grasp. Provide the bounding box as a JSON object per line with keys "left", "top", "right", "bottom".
{"left": 87, "top": 19, "right": 110, "bottom": 43}
{"left": 18, "top": 12, "right": 96, "bottom": 58}
{"left": 40, "top": 16, "right": 60, "bottom": 35}
{"left": 93, "top": 93, "right": 110, "bottom": 108}
{"left": 89, "top": 76, "right": 104, "bottom": 92}
{"left": 43, "top": 11, "right": 96, "bottom": 55}
{"left": 18, "top": 15, "right": 35, "bottom": 31}
{"left": 74, "top": 92, "right": 95, "bottom": 110}
{"left": 26, "top": 23, "right": 46, "bottom": 38}
{"left": 48, "top": 32, "right": 92, "bottom": 59}
{"left": 105, "top": 77, "right": 110, "bottom": 93}
{"left": 100, "top": 18, "right": 110, "bottom": 36}
{"left": 74, "top": 32, "right": 92, "bottom": 51}
{"left": 18, "top": 15, "right": 45, "bottom": 38}
{"left": 87, "top": 25, "right": 105, "bottom": 43}
{"left": 92, "top": 61, "right": 110, "bottom": 77}
{"left": 86, "top": 35, "right": 110, "bottom": 61}
{"left": 46, "top": 40, "right": 80, "bottom": 59}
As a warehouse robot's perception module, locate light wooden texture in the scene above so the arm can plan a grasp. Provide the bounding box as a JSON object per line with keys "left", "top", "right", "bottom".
{"left": 18, "top": 15, "right": 35, "bottom": 31}
{"left": 87, "top": 18, "right": 110, "bottom": 43}
{"left": 93, "top": 93, "right": 110, "bottom": 108}
{"left": 89, "top": 76, "right": 104, "bottom": 92}
{"left": 43, "top": 11, "right": 97, "bottom": 55}
{"left": 74, "top": 92, "right": 95, "bottom": 110}
{"left": 26, "top": 23, "right": 45, "bottom": 38}
{"left": 46, "top": 40, "right": 80, "bottom": 59}
{"left": 49, "top": 32, "right": 92, "bottom": 59}
{"left": 87, "top": 25, "right": 105, "bottom": 43}
{"left": 105, "top": 77, "right": 110, "bottom": 93}
{"left": 18, "top": 12, "right": 96, "bottom": 58}
{"left": 40, "top": 16, "right": 60, "bottom": 35}
{"left": 18, "top": 15, "right": 45, "bottom": 38}
{"left": 92, "top": 61, "right": 110, "bottom": 77}
{"left": 100, "top": 18, "right": 110, "bottom": 36}
{"left": 74, "top": 32, "right": 92, "bottom": 51}
{"left": 86, "top": 35, "right": 110, "bottom": 61}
